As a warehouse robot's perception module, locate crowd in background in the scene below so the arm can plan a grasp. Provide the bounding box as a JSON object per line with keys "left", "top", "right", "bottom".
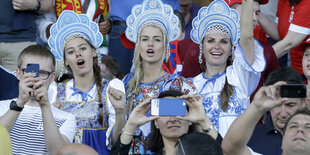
{"left": 0, "top": 0, "right": 310, "bottom": 155}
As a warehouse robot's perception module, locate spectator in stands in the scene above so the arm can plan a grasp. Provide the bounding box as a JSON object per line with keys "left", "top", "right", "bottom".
{"left": 36, "top": 0, "right": 110, "bottom": 55}
{"left": 223, "top": 0, "right": 280, "bottom": 101}
{"left": 58, "top": 143, "right": 99, "bottom": 155}
{"left": 111, "top": 90, "right": 220, "bottom": 155}
{"left": 0, "top": 65, "right": 19, "bottom": 100}
{"left": 108, "top": 0, "right": 180, "bottom": 74}
{"left": 301, "top": 38, "right": 310, "bottom": 108}
{"left": 178, "top": 0, "right": 201, "bottom": 39}
{"left": 175, "top": 132, "right": 223, "bottom": 155}
{"left": 120, "top": 0, "right": 196, "bottom": 153}
{"left": 190, "top": 0, "right": 265, "bottom": 137}
{"left": 222, "top": 67, "right": 306, "bottom": 155}
{"left": 48, "top": 11, "right": 126, "bottom": 155}
{"left": 0, "top": 0, "right": 52, "bottom": 71}
{"left": 0, "top": 45, "right": 76, "bottom": 154}
{"left": 258, "top": 0, "right": 310, "bottom": 75}
{"left": 281, "top": 108, "right": 310, "bottom": 155}
{"left": 100, "top": 55, "right": 124, "bottom": 80}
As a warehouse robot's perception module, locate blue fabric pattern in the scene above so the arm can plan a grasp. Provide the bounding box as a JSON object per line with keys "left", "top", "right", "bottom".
{"left": 56, "top": 80, "right": 110, "bottom": 155}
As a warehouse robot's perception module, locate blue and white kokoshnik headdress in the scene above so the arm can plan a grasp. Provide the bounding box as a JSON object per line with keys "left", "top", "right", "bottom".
{"left": 190, "top": 0, "right": 240, "bottom": 64}
{"left": 48, "top": 10, "right": 103, "bottom": 62}
{"left": 125, "top": 0, "right": 180, "bottom": 43}
{"left": 125, "top": 0, "right": 180, "bottom": 62}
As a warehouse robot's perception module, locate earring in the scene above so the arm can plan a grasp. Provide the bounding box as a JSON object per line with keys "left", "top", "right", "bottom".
{"left": 199, "top": 43, "right": 203, "bottom": 64}
{"left": 165, "top": 43, "right": 170, "bottom": 63}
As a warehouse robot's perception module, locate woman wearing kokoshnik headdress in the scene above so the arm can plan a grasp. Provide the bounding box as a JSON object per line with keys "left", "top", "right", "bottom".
{"left": 48, "top": 10, "right": 126, "bottom": 154}
{"left": 190, "top": 0, "right": 266, "bottom": 137}
{"left": 120, "top": 0, "right": 197, "bottom": 154}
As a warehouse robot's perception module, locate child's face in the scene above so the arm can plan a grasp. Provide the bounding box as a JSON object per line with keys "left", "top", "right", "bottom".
{"left": 302, "top": 46, "right": 310, "bottom": 79}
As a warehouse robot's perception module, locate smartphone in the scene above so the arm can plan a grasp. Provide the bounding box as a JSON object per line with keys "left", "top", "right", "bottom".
{"left": 280, "top": 84, "right": 306, "bottom": 98}
{"left": 151, "top": 98, "right": 186, "bottom": 116}
{"left": 26, "top": 63, "right": 39, "bottom": 77}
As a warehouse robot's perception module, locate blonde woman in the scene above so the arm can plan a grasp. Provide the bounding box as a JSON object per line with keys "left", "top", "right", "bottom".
{"left": 119, "top": 0, "right": 197, "bottom": 154}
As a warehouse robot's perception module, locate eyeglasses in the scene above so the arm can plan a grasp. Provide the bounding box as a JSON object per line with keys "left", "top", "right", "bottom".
{"left": 21, "top": 68, "right": 52, "bottom": 80}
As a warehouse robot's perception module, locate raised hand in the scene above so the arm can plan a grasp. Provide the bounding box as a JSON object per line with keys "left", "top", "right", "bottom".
{"left": 33, "top": 78, "right": 50, "bottom": 107}
{"left": 127, "top": 97, "right": 159, "bottom": 128}
{"left": 17, "top": 72, "right": 38, "bottom": 106}
{"left": 252, "top": 81, "right": 288, "bottom": 113}
{"left": 108, "top": 87, "right": 126, "bottom": 110}
{"left": 177, "top": 94, "right": 213, "bottom": 130}
{"left": 98, "top": 19, "right": 111, "bottom": 34}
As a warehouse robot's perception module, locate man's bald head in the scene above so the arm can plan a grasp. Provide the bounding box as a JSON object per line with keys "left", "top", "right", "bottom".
{"left": 58, "top": 143, "right": 98, "bottom": 155}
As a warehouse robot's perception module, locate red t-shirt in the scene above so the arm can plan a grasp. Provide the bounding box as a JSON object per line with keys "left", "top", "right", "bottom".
{"left": 277, "top": 0, "right": 310, "bottom": 74}
{"left": 254, "top": 25, "right": 268, "bottom": 43}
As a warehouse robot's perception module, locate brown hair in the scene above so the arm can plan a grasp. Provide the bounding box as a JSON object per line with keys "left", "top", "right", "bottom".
{"left": 18, "top": 45, "right": 56, "bottom": 72}
{"left": 63, "top": 38, "right": 106, "bottom": 126}
{"left": 201, "top": 41, "right": 234, "bottom": 111}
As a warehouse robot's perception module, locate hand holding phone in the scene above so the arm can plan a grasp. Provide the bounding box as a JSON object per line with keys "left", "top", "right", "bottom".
{"left": 280, "top": 84, "right": 306, "bottom": 98}
{"left": 151, "top": 98, "right": 186, "bottom": 116}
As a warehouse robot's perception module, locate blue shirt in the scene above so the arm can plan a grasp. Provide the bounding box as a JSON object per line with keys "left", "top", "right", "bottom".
{"left": 0, "top": 66, "right": 19, "bottom": 100}
{"left": 0, "top": 0, "right": 36, "bottom": 42}
{"left": 248, "top": 115, "right": 283, "bottom": 155}
{"left": 184, "top": 3, "right": 201, "bottom": 39}
{"left": 110, "top": 0, "right": 180, "bottom": 21}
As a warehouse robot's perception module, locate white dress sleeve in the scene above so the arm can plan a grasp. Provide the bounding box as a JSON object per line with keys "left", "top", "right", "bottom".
{"left": 248, "top": 147, "right": 263, "bottom": 155}
{"left": 48, "top": 81, "right": 58, "bottom": 105}
{"left": 0, "top": 100, "right": 10, "bottom": 117}
{"left": 54, "top": 106, "right": 77, "bottom": 143}
{"left": 226, "top": 39, "right": 266, "bottom": 97}
{"left": 105, "top": 79, "right": 125, "bottom": 150}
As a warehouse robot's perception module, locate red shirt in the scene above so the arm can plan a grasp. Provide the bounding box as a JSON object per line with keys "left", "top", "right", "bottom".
{"left": 254, "top": 25, "right": 268, "bottom": 43}
{"left": 277, "top": 0, "right": 310, "bottom": 74}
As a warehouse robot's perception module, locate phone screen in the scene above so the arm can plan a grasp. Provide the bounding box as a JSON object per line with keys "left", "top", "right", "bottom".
{"left": 280, "top": 84, "right": 306, "bottom": 98}
{"left": 26, "top": 63, "right": 40, "bottom": 77}
{"left": 151, "top": 98, "right": 186, "bottom": 116}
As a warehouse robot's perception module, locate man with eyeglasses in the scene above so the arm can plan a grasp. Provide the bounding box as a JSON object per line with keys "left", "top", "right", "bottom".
{"left": 0, "top": 45, "right": 76, "bottom": 154}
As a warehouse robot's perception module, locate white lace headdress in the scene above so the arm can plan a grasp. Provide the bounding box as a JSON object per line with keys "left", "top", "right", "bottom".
{"left": 48, "top": 10, "right": 103, "bottom": 61}
{"left": 190, "top": 0, "right": 240, "bottom": 63}
{"left": 125, "top": 0, "right": 180, "bottom": 44}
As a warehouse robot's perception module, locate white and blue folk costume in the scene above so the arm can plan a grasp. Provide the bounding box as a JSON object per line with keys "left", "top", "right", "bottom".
{"left": 123, "top": 0, "right": 196, "bottom": 154}
{"left": 190, "top": 0, "right": 266, "bottom": 137}
{"left": 48, "top": 10, "right": 122, "bottom": 155}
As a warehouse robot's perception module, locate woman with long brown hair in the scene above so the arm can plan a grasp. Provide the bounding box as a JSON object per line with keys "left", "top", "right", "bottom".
{"left": 48, "top": 10, "right": 126, "bottom": 155}
{"left": 191, "top": 0, "right": 266, "bottom": 137}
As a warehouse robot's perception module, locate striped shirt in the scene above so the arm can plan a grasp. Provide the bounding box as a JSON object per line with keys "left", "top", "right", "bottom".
{"left": 0, "top": 99, "right": 76, "bottom": 155}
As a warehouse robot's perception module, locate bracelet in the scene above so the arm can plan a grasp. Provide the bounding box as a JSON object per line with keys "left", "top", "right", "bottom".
{"left": 121, "top": 128, "right": 134, "bottom": 136}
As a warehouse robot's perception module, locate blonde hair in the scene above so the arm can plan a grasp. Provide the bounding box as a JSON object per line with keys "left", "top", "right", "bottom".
{"left": 126, "top": 26, "right": 168, "bottom": 113}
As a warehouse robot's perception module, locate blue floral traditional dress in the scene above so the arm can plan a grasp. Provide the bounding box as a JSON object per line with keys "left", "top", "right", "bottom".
{"left": 55, "top": 79, "right": 115, "bottom": 155}
{"left": 123, "top": 73, "right": 197, "bottom": 154}
{"left": 193, "top": 40, "right": 266, "bottom": 137}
